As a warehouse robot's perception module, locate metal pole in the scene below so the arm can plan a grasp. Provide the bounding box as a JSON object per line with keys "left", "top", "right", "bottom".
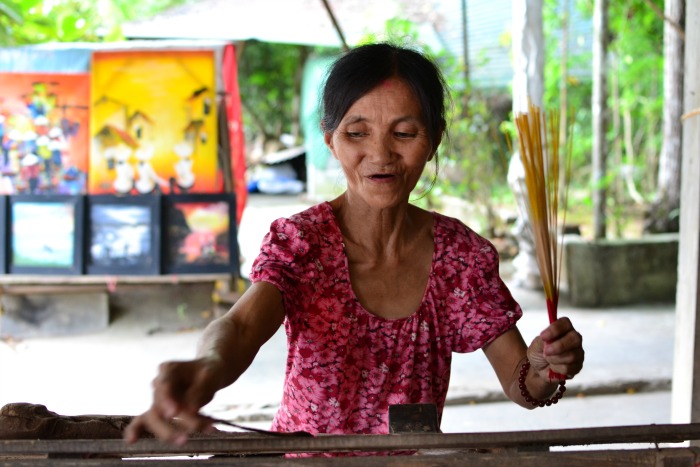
{"left": 320, "top": 0, "right": 349, "bottom": 51}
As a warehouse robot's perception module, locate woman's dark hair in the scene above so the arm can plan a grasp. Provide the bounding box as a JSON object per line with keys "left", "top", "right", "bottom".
{"left": 320, "top": 42, "right": 448, "bottom": 154}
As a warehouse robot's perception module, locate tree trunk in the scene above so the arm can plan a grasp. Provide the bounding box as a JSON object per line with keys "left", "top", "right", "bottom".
{"left": 461, "top": 0, "right": 470, "bottom": 85}
{"left": 591, "top": 0, "right": 609, "bottom": 240}
{"left": 290, "top": 46, "right": 309, "bottom": 143}
{"left": 460, "top": 0, "right": 471, "bottom": 113}
{"left": 645, "top": 0, "right": 685, "bottom": 234}
{"left": 558, "top": 0, "right": 569, "bottom": 153}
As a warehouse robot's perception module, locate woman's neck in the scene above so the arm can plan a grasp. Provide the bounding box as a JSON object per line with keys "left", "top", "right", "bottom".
{"left": 329, "top": 193, "right": 427, "bottom": 258}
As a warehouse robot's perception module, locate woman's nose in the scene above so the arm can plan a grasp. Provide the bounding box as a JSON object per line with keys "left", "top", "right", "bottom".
{"left": 366, "top": 133, "right": 394, "bottom": 163}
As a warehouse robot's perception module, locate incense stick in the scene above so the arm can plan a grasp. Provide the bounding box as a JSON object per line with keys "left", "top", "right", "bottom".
{"left": 513, "top": 101, "right": 573, "bottom": 325}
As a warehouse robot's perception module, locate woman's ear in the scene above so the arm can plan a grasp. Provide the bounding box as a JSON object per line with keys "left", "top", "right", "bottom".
{"left": 324, "top": 131, "right": 338, "bottom": 159}
{"left": 428, "top": 132, "right": 443, "bottom": 161}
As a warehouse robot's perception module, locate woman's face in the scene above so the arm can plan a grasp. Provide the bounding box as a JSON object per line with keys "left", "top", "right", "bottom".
{"left": 324, "top": 77, "right": 435, "bottom": 209}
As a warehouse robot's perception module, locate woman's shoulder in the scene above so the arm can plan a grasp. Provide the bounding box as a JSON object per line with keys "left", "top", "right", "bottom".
{"left": 431, "top": 211, "right": 497, "bottom": 254}
{"left": 432, "top": 211, "right": 482, "bottom": 239}
{"left": 271, "top": 202, "right": 335, "bottom": 231}
{"left": 265, "top": 202, "right": 340, "bottom": 255}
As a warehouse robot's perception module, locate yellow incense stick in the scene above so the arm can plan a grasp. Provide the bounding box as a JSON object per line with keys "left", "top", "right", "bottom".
{"left": 513, "top": 101, "right": 573, "bottom": 324}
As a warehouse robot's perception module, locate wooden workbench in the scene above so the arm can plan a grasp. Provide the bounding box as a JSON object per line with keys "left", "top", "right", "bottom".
{"left": 2, "top": 423, "right": 700, "bottom": 465}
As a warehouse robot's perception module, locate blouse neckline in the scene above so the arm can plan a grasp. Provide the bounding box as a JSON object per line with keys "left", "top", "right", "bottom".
{"left": 320, "top": 201, "right": 438, "bottom": 323}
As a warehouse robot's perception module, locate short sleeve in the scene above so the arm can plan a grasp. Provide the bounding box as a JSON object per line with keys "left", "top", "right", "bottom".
{"left": 249, "top": 216, "right": 315, "bottom": 313}
{"left": 248, "top": 204, "right": 340, "bottom": 316}
{"left": 431, "top": 216, "right": 522, "bottom": 353}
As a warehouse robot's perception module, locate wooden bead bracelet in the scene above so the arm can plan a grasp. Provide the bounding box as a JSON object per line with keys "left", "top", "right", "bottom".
{"left": 518, "top": 357, "right": 566, "bottom": 407}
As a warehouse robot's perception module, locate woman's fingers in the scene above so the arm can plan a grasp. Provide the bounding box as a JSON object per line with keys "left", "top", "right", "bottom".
{"left": 123, "top": 409, "right": 186, "bottom": 445}
{"left": 123, "top": 407, "right": 214, "bottom": 445}
{"left": 124, "top": 359, "right": 216, "bottom": 445}
{"left": 530, "top": 317, "right": 585, "bottom": 380}
{"left": 123, "top": 415, "right": 146, "bottom": 444}
{"left": 540, "top": 317, "right": 575, "bottom": 342}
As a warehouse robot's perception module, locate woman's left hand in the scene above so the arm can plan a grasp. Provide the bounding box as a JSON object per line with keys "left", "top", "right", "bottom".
{"left": 527, "top": 317, "right": 584, "bottom": 382}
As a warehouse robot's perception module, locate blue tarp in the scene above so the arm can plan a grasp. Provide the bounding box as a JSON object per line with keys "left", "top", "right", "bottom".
{"left": 0, "top": 44, "right": 94, "bottom": 72}
{"left": 0, "top": 40, "right": 230, "bottom": 90}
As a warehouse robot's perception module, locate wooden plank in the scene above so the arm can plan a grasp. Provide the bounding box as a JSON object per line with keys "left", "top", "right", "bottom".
{"left": 1, "top": 448, "right": 699, "bottom": 466}
{"left": 0, "top": 274, "right": 235, "bottom": 286}
{"left": 3, "top": 423, "right": 700, "bottom": 457}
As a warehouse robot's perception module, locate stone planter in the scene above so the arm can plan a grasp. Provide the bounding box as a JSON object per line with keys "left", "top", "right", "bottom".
{"left": 564, "top": 233, "right": 679, "bottom": 307}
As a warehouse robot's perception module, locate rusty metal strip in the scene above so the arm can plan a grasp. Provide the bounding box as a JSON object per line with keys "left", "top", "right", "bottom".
{"left": 3, "top": 448, "right": 700, "bottom": 467}
{"left": 3, "top": 423, "right": 700, "bottom": 456}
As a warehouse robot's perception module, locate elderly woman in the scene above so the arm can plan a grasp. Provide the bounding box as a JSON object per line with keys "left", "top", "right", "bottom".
{"left": 125, "top": 42, "right": 584, "bottom": 444}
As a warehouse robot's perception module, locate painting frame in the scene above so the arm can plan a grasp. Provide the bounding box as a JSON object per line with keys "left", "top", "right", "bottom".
{"left": 0, "top": 196, "right": 7, "bottom": 274}
{"left": 0, "top": 72, "right": 91, "bottom": 195}
{"left": 162, "top": 193, "right": 238, "bottom": 275}
{"left": 85, "top": 194, "right": 161, "bottom": 276}
{"left": 7, "top": 194, "right": 84, "bottom": 275}
{"left": 89, "top": 50, "right": 219, "bottom": 196}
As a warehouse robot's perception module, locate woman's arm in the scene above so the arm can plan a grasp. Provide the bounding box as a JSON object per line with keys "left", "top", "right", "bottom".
{"left": 483, "top": 317, "right": 584, "bottom": 409}
{"left": 196, "top": 281, "right": 286, "bottom": 388}
{"left": 124, "top": 281, "right": 285, "bottom": 444}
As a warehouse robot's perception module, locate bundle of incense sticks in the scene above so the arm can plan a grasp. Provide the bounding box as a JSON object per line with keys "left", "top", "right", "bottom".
{"left": 513, "top": 101, "right": 573, "bottom": 325}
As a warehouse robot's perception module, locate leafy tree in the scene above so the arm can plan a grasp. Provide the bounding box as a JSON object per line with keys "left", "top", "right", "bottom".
{"left": 646, "top": 0, "right": 684, "bottom": 234}
{"left": 236, "top": 41, "right": 316, "bottom": 157}
{"left": 0, "top": 0, "right": 21, "bottom": 44}
{"left": 0, "top": 0, "right": 192, "bottom": 45}
{"left": 543, "top": 0, "right": 665, "bottom": 238}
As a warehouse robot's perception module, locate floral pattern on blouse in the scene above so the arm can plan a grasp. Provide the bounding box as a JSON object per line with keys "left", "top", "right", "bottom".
{"left": 249, "top": 202, "right": 521, "bottom": 435}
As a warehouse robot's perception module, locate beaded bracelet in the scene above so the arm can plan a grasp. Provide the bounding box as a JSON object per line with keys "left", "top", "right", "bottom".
{"left": 518, "top": 357, "right": 567, "bottom": 407}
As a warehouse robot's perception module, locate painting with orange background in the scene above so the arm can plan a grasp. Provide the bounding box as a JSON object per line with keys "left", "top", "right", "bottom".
{"left": 0, "top": 72, "right": 90, "bottom": 194}
{"left": 89, "top": 50, "right": 218, "bottom": 195}
{"left": 163, "top": 193, "right": 237, "bottom": 274}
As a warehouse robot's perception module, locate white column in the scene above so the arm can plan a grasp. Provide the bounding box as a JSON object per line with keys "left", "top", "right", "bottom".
{"left": 509, "top": 0, "right": 544, "bottom": 289}
{"left": 671, "top": 0, "right": 700, "bottom": 427}
{"left": 511, "top": 0, "right": 544, "bottom": 111}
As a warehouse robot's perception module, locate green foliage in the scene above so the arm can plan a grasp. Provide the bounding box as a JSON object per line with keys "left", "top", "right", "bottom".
{"left": 0, "top": 0, "right": 22, "bottom": 44}
{"left": 543, "top": 0, "right": 664, "bottom": 237}
{"left": 359, "top": 17, "right": 422, "bottom": 46}
{"left": 238, "top": 41, "right": 310, "bottom": 145}
{"left": 0, "top": 0, "right": 193, "bottom": 45}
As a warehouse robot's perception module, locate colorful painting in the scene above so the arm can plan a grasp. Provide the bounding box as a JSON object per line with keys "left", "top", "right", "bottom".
{"left": 0, "top": 73, "right": 90, "bottom": 195}
{"left": 89, "top": 50, "right": 218, "bottom": 195}
{"left": 8, "top": 194, "right": 84, "bottom": 274}
{"left": 163, "top": 193, "right": 237, "bottom": 274}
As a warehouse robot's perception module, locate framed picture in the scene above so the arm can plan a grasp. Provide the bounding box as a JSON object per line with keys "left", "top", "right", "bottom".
{"left": 162, "top": 193, "right": 238, "bottom": 274}
{"left": 8, "top": 194, "right": 84, "bottom": 275}
{"left": 85, "top": 194, "right": 161, "bottom": 275}
{"left": 0, "top": 195, "right": 6, "bottom": 274}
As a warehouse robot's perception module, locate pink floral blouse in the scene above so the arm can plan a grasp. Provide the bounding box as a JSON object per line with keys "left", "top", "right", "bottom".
{"left": 249, "top": 202, "right": 522, "bottom": 435}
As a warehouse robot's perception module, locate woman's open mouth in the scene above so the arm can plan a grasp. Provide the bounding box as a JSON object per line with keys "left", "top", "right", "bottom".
{"left": 369, "top": 173, "right": 396, "bottom": 180}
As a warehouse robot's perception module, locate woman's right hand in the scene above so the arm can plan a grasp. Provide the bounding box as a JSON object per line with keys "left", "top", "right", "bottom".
{"left": 124, "top": 282, "right": 286, "bottom": 445}
{"left": 123, "top": 356, "right": 224, "bottom": 445}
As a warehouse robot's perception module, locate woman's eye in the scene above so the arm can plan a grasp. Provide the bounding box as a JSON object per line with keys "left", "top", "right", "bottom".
{"left": 395, "top": 132, "right": 416, "bottom": 138}
{"left": 346, "top": 131, "right": 365, "bottom": 138}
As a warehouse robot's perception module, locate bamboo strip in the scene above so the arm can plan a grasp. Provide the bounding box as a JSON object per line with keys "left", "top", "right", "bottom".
{"left": 2, "top": 423, "right": 700, "bottom": 456}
